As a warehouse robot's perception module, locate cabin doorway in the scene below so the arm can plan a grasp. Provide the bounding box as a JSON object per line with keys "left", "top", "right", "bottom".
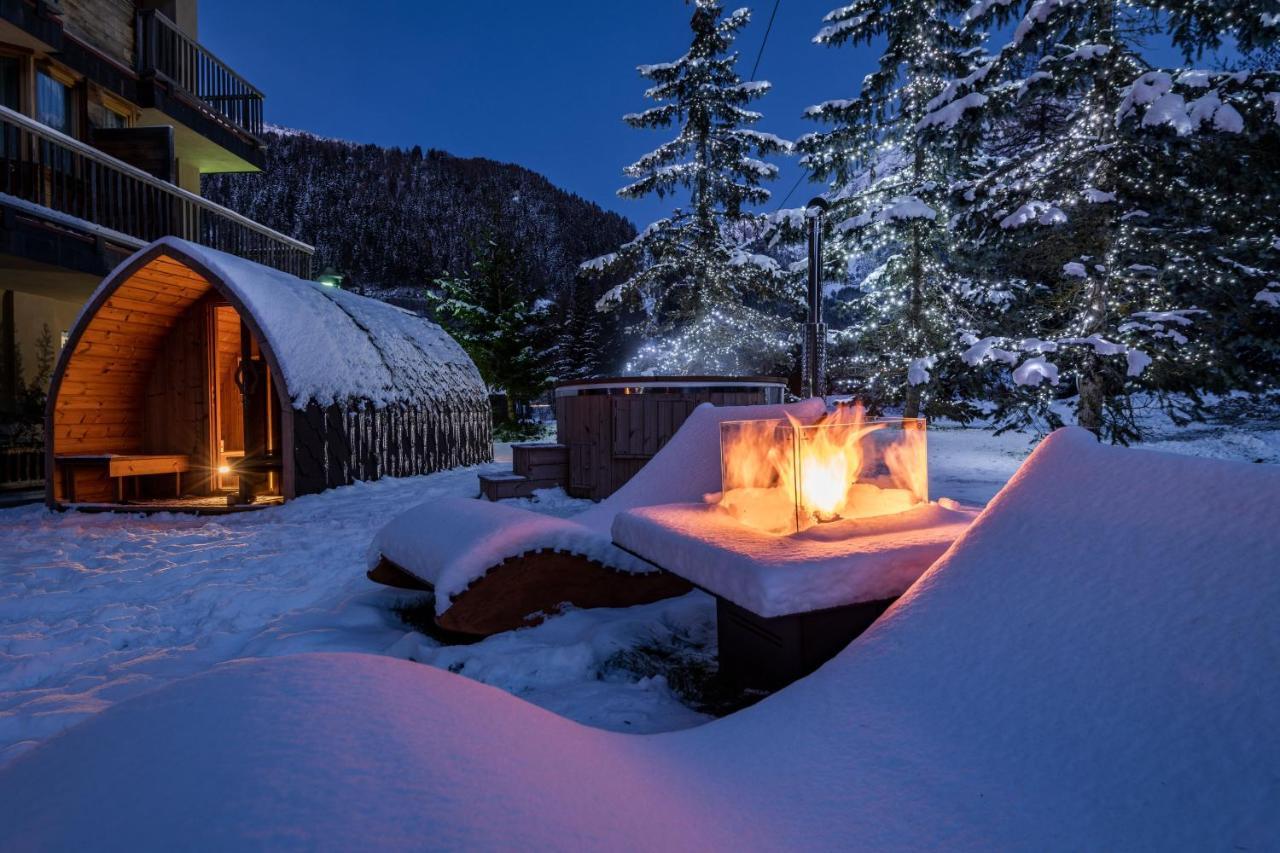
{"left": 51, "top": 291, "right": 284, "bottom": 510}
{"left": 209, "top": 303, "right": 282, "bottom": 503}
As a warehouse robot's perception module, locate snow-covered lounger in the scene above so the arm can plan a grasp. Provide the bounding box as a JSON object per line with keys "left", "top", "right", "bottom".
{"left": 366, "top": 398, "right": 828, "bottom": 634}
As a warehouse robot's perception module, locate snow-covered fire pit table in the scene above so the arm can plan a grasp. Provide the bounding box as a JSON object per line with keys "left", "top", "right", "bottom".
{"left": 612, "top": 406, "right": 979, "bottom": 689}
{"left": 613, "top": 501, "right": 976, "bottom": 688}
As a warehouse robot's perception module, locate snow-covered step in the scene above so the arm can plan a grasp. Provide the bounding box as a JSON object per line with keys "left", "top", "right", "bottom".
{"left": 480, "top": 444, "right": 568, "bottom": 500}
{"left": 477, "top": 473, "right": 563, "bottom": 501}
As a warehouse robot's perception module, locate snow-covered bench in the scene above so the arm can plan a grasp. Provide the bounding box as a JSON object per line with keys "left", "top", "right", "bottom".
{"left": 7, "top": 428, "right": 1277, "bottom": 849}
{"left": 367, "top": 398, "right": 827, "bottom": 635}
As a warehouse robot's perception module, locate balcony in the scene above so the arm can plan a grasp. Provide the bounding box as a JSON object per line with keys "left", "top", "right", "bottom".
{"left": 136, "top": 9, "right": 265, "bottom": 142}
{"left": 0, "top": 104, "right": 313, "bottom": 278}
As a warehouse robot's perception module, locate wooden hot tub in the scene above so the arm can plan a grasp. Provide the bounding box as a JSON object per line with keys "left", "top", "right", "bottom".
{"left": 555, "top": 376, "right": 786, "bottom": 501}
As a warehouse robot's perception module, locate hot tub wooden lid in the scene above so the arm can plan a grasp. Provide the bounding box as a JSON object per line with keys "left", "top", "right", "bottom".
{"left": 555, "top": 375, "right": 787, "bottom": 395}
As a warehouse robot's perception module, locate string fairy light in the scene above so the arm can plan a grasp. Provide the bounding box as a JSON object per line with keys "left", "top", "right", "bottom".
{"left": 797, "top": 0, "right": 983, "bottom": 419}
{"left": 927, "top": 0, "right": 1280, "bottom": 439}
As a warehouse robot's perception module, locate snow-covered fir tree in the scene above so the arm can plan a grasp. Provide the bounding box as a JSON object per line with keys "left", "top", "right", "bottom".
{"left": 1126, "top": 73, "right": 1280, "bottom": 400}
{"left": 583, "top": 0, "right": 796, "bottom": 375}
{"left": 797, "top": 0, "right": 980, "bottom": 418}
{"left": 927, "top": 0, "right": 1280, "bottom": 440}
{"left": 428, "top": 234, "right": 550, "bottom": 422}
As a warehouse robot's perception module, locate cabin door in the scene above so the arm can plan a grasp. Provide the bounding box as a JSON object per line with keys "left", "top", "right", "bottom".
{"left": 210, "top": 305, "right": 244, "bottom": 492}
{"left": 209, "top": 305, "right": 281, "bottom": 499}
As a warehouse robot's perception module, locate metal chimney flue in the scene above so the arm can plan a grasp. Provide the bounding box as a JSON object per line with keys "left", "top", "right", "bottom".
{"left": 802, "top": 197, "right": 829, "bottom": 400}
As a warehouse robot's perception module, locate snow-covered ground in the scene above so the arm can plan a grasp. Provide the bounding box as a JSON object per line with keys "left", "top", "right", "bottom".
{"left": 1, "top": 412, "right": 1276, "bottom": 767}
{"left": 2, "top": 424, "right": 1276, "bottom": 850}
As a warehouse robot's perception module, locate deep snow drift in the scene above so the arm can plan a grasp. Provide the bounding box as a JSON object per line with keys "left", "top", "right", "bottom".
{"left": 1, "top": 428, "right": 1276, "bottom": 850}
{"left": 0, "top": 415, "right": 1273, "bottom": 767}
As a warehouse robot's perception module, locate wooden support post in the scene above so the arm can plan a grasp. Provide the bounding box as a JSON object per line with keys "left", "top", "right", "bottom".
{"left": 0, "top": 290, "right": 15, "bottom": 412}
{"left": 236, "top": 319, "right": 268, "bottom": 504}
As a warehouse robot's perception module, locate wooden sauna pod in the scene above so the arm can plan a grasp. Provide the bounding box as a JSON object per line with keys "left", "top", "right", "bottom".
{"left": 45, "top": 237, "right": 490, "bottom": 510}
{"left": 555, "top": 376, "right": 786, "bottom": 501}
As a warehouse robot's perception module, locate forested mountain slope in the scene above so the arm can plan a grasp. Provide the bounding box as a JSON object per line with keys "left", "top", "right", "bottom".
{"left": 203, "top": 127, "right": 636, "bottom": 301}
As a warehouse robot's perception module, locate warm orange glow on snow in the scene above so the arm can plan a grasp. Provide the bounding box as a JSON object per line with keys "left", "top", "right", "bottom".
{"left": 719, "top": 404, "right": 929, "bottom": 534}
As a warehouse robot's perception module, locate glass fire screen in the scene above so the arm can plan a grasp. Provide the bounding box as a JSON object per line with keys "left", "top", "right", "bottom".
{"left": 719, "top": 411, "right": 927, "bottom": 534}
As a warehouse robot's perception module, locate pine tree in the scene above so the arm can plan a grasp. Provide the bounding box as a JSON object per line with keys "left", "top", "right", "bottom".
{"left": 583, "top": 0, "right": 797, "bottom": 374}
{"left": 428, "top": 234, "right": 550, "bottom": 422}
{"left": 797, "top": 0, "right": 980, "bottom": 419}
{"left": 928, "top": 0, "right": 1280, "bottom": 440}
{"left": 548, "top": 278, "right": 604, "bottom": 382}
{"left": 204, "top": 128, "right": 637, "bottom": 320}
{"left": 1131, "top": 79, "right": 1280, "bottom": 400}
{"left": 29, "top": 323, "right": 54, "bottom": 395}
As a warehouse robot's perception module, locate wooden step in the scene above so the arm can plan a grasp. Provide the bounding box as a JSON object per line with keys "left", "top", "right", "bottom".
{"left": 478, "top": 472, "right": 564, "bottom": 501}
{"left": 512, "top": 443, "right": 568, "bottom": 479}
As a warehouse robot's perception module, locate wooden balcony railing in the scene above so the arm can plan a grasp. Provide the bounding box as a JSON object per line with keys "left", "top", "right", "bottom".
{"left": 136, "top": 9, "right": 265, "bottom": 140}
{"left": 0, "top": 443, "right": 43, "bottom": 490}
{"left": 0, "top": 104, "right": 313, "bottom": 278}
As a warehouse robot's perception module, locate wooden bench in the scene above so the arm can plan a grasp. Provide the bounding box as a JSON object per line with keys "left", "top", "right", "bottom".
{"left": 57, "top": 454, "right": 190, "bottom": 503}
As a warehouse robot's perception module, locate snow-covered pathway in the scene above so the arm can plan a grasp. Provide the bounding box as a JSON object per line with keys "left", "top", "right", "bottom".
{"left": 0, "top": 465, "right": 503, "bottom": 765}
{"left": 1, "top": 420, "right": 1274, "bottom": 766}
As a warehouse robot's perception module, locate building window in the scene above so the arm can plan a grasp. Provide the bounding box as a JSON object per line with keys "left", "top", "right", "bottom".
{"left": 0, "top": 57, "right": 19, "bottom": 112}
{"left": 92, "top": 101, "right": 130, "bottom": 130}
{"left": 89, "top": 89, "right": 134, "bottom": 131}
{"left": 99, "top": 108, "right": 128, "bottom": 129}
{"left": 36, "top": 71, "right": 72, "bottom": 134}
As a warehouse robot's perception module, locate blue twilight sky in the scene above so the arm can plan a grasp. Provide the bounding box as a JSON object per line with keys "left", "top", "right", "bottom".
{"left": 201, "top": 0, "right": 865, "bottom": 230}
{"left": 202, "top": 2, "right": 1229, "bottom": 232}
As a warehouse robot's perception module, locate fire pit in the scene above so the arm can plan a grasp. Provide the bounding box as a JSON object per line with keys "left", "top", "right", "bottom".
{"left": 611, "top": 405, "right": 977, "bottom": 690}
{"left": 718, "top": 403, "right": 927, "bottom": 534}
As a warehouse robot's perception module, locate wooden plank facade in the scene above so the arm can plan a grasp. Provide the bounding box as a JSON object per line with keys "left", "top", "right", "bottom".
{"left": 555, "top": 377, "right": 787, "bottom": 501}
{"left": 59, "top": 0, "right": 138, "bottom": 67}
{"left": 292, "top": 403, "right": 491, "bottom": 496}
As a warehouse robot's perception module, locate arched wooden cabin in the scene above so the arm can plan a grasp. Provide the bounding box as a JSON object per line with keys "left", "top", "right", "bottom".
{"left": 46, "top": 238, "right": 491, "bottom": 510}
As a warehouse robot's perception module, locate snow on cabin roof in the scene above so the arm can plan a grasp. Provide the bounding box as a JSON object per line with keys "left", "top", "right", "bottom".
{"left": 136, "top": 238, "right": 487, "bottom": 411}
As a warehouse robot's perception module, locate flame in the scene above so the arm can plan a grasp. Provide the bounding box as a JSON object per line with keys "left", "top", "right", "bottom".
{"left": 884, "top": 419, "right": 928, "bottom": 503}
{"left": 718, "top": 403, "right": 929, "bottom": 534}
{"left": 789, "top": 403, "right": 881, "bottom": 520}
